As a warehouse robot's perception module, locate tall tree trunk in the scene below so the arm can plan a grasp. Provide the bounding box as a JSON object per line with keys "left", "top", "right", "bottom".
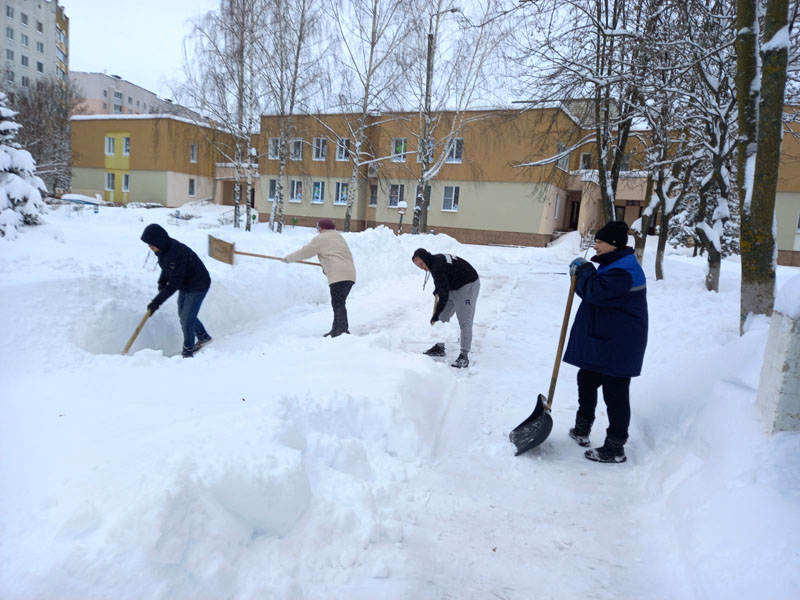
{"left": 740, "top": 0, "right": 788, "bottom": 326}
{"left": 655, "top": 209, "right": 669, "bottom": 281}
{"left": 633, "top": 175, "right": 654, "bottom": 264}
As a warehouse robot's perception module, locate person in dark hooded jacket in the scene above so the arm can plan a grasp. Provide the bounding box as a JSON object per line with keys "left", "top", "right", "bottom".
{"left": 412, "top": 248, "right": 480, "bottom": 368}
{"left": 563, "top": 220, "right": 648, "bottom": 463}
{"left": 140, "top": 224, "right": 212, "bottom": 358}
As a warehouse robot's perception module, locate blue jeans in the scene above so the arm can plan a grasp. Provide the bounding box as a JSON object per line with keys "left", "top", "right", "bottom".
{"left": 177, "top": 289, "right": 210, "bottom": 355}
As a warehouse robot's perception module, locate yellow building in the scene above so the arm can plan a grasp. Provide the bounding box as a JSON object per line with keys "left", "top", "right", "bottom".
{"left": 71, "top": 115, "right": 241, "bottom": 207}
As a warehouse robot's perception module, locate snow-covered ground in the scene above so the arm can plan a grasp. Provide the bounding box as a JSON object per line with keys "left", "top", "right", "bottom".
{"left": 1, "top": 203, "right": 798, "bottom": 600}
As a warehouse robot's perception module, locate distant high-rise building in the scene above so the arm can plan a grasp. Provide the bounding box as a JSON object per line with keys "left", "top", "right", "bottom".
{"left": 1, "top": 0, "right": 68, "bottom": 93}
{"left": 71, "top": 71, "right": 199, "bottom": 119}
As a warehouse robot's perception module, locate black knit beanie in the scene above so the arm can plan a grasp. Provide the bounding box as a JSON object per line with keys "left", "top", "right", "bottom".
{"left": 594, "top": 221, "right": 629, "bottom": 248}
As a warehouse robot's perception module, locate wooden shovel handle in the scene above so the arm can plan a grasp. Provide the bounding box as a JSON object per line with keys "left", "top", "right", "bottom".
{"left": 235, "top": 250, "right": 321, "bottom": 267}
{"left": 546, "top": 274, "right": 578, "bottom": 409}
{"left": 122, "top": 310, "right": 151, "bottom": 355}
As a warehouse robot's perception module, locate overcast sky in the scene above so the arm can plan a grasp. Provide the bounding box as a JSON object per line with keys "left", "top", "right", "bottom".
{"left": 64, "top": 0, "right": 219, "bottom": 98}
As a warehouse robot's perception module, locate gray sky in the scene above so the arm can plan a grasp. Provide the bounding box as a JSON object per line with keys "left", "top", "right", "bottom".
{"left": 63, "top": 0, "right": 219, "bottom": 98}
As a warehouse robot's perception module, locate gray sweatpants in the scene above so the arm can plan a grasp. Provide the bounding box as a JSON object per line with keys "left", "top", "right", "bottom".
{"left": 438, "top": 278, "right": 480, "bottom": 355}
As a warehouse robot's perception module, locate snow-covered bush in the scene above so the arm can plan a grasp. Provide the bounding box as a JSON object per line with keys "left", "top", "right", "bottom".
{"left": 0, "top": 92, "right": 47, "bottom": 239}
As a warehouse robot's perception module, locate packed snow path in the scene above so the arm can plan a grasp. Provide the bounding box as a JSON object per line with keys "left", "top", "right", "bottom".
{"left": 1, "top": 206, "right": 798, "bottom": 599}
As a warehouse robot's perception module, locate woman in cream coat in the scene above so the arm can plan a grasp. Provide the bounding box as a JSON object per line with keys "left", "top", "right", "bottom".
{"left": 283, "top": 219, "right": 357, "bottom": 337}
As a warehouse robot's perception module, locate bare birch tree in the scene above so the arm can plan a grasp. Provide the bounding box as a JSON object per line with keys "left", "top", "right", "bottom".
{"left": 178, "top": 0, "right": 268, "bottom": 231}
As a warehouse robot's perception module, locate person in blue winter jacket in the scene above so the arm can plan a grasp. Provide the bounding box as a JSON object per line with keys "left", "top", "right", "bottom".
{"left": 563, "top": 220, "right": 648, "bottom": 463}
{"left": 140, "top": 224, "right": 212, "bottom": 358}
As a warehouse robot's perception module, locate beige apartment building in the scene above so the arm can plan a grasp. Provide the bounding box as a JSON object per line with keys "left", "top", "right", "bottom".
{"left": 254, "top": 108, "right": 800, "bottom": 266}
{"left": 70, "top": 115, "right": 236, "bottom": 207}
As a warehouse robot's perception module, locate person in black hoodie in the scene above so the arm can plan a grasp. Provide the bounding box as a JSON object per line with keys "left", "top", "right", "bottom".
{"left": 563, "top": 220, "right": 648, "bottom": 463}
{"left": 412, "top": 248, "right": 480, "bottom": 368}
{"left": 140, "top": 224, "right": 212, "bottom": 358}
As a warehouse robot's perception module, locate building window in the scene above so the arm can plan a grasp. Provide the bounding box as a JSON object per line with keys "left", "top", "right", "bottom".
{"left": 334, "top": 182, "right": 348, "bottom": 205}
{"left": 268, "top": 138, "right": 280, "bottom": 159}
{"left": 5, "top": 69, "right": 13, "bottom": 83}
{"left": 20, "top": 12, "right": 28, "bottom": 26}
{"left": 290, "top": 139, "right": 303, "bottom": 160}
{"left": 6, "top": 27, "right": 14, "bottom": 40}
{"left": 20, "top": 75, "right": 29, "bottom": 87}
{"left": 369, "top": 184, "right": 377, "bottom": 207}
{"left": 36, "top": 21, "right": 43, "bottom": 33}
{"left": 123, "top": 137, "right": 130, "bottom": 156}
{"left": 127, "top": 96, "right": 132, "bottom": 104}
{"left": 114, "top": 91, "right": 122, "bottom": 101}
{"left": 580, "top": 152, "right": 592, "bottom": 170}
{"left": 446, "top": 138, "right": 463, "bottom": 163}
{"left": 388, "top": 183, "right": 404, "bottom": 207}
{"left": 136, "top": 100, "right": 140, "bottom": 107}
{"left": 56, "top": 47, "right": 66, "bottom": 62}
{"left": 103, "top": 89, "right": 107, "bottom": 98}
{"left": 556, "top": 142, "right": 570, "bottom": 172}
{"left": 190, "top": 143, "right": 198, "bottom": 163}
{"left": 20, "top": 33, "right": 28, "bottom": 47}
{"left": 312, "top": 181, "right": 325, "bottom": 204}
{"left": 442, "top": 186, "right": 460, "bottom": 212}
{"left": 20, "top": 54, "right": 28, "bottom": 67}
{"left": 105, "top": 172, "right": 115, "bottom": 191}
{"left": 36, "top": 81, "right": 44, "bottom": 92}
{"left": 268, "top": 179, "right": 277, "bottom": 201}
{"left": 5, "top": 49, "right": 13, "bottom": 60}
{"left": 188, "top": 178, "right": 196, "bottom": 197}
{"left": 102, "top": 103, "right": 106, "bottom": 110}
{"left": 391, "top": 138, "right": 407, "bottom": 162}
{"left": 113, "top": 104, "right": 122, "bottom": 114}
{"left": 312, "top": 137, "right": 326, "bottom": 161}
{"left": 5, "top": 6, "right": 13, "bottom": 18}
{"left": 290, "top": 180, "right": 302, "bottom": 202}
{"left": 36, "top": 41, "right": 43, "bottom": 53}
{"left": 554, "top": 193, "right": 561, "bottom": 219}
{"left": 122, "top": 173, "right": 130, "bottom": 192}
{"left": 336, "top": 138, "right": 350, "bottom": 161}
{"left": 36, "top": 61, "right": 43, "bottom": 73}
{"left": 105, "top": 137, "right": 115, "bottom": 155}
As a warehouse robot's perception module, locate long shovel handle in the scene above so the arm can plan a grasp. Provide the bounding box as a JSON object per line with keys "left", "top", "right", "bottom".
{"left": 235, "top": 250, "right": 321, "bottom": 267}
{"left": 122, "top": 310, "right": 151, "bottom": 355}
{"left": 546, "top": 274, "right": 578, "bottom": 409}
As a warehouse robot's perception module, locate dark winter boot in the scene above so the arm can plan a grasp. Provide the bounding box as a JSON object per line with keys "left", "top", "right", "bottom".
{"left": 423, "top": 343, "right": 446, "bottom": 357}
{"left": 584, "top": 435, "right": 627, "bottom": 463}
{"left": 568, "top": 415, "right": 593, "bottom": 447}
{"left": 451, "top": 353, "right": 469, "bottom": 369}
{"left": 192, "top": 336, "right": 212, "bottom": 352}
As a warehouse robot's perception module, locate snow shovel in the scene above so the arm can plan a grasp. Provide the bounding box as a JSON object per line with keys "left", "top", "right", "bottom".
{"left": 207, "top": 234, "right": 321, "bottom": 267}
{"left": 509, "top": 273, "right": 578, "bottom": 456}
{"left": 122, "top": 309, "right": 151, "bottom": 355}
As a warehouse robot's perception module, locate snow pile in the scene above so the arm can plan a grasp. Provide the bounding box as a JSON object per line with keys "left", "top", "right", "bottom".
{"left": 1, "top": 205, "right": 799, "bottom": 599}
{"left": 775, "top": 273, "right": 800, "bottom": 318}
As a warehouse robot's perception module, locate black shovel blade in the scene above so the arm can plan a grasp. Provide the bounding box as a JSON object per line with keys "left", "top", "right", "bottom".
{"left": 509, "top": 393, "right": 554, "bottom": 456}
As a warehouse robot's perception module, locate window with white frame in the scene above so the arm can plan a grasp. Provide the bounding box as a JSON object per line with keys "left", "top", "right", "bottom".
{"left": 391, "top": 138, "right": 407, "bottom": 162}
{"left": 6, "top": 6, "right": 13, "bottom": 18}
{"left": 580, "top": 152, "right": 592, "bottom": 170}
{"left": 35, "top": 61, "right": 43, "bottom": 73}
{"left": 190, "top": 143, "right": 198, "bottom": 163}
{"left": 268, "top": 138, "right": 280, "bottom": 159}
{"left": 334, "top": 182, "right": 348, "bottom": 205}
{"left": 36, "top": 21, "right": 43, "bottom": 33}
{"left": 105, "top": 172, "right": 115, "bottom": 191}
{"left": 442, "top": 186, "right": 459, "bottom": 212}
{"left": 336, "top": 138, "right": 350, "bottom": 161}
{"left": 20, "top": 55, "right": 28, "bottom": 67}
{"left": 122, "top": 173, "right": 130, "bottom": 192}
{"left": 313, "top": 137, "right": 326, "bottom": 161}
{"left": 6, "top": 27, "right": 14, "bottom": 40}
{"left": 123, "top": 137, "right": 130, "bottom": 155}
{"left": 388, "top": 183, "right": 404, "bottom": 207}
{"left": 20, "top": 12, "right": 28, "bottom": 26}
{"left": 20, "top": 33, "right": 28, "bottom": 47}
{"left": 114, "top": 91, "right": 122, "bottom": 101}
{"left": 36, "top": 41, "right": 43, "bottom": 53}
{"left": 312, "top": 181, "right": 325, "bottom": 204}
{"left": 446, "top": 138, "right": 463, "bottom": 163}
{"left": 188, "top": 178, "right": 196, "bottom": 197}
{"left": 290, "top": 139, "right": 303, "bottom": 160}
{"left": 268, "top": 179, "right": 277, "bottom": 201}
{"left": 105, "top": 137, "right": 115, "bottom": 155}
{"left": 290, "top": 180, "right": 303, "bottom": 202}
{"left": 556, "top": 142, "right": 570, "bottom": 171}
{"left": 369, "top": 184, "right": 377, "bottom": 207}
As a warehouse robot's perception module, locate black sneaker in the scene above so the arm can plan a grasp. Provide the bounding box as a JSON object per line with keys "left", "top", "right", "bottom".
{"left": 192, "top": 336, "right": 212, "bottom": 352}
{"left": 423, "top": 343, "right": 446, "bottom": 357}
{"left": 181, "top": 350, "right": 193, "bottom": 358}
{"left": 584, "top": 445, "right": 626, "bottom": 463}
{"left": 451, "top": 354, "right": 469, "bottom": 369}
{"left": 569, "top": 428, "right": 591, "bottom": 447}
